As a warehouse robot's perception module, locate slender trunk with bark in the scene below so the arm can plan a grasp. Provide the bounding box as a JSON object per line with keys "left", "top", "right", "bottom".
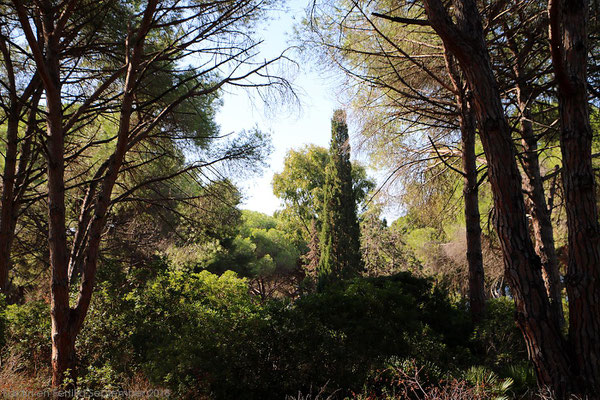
{"left": 11, "top": 0, "right": 75, "bottom": 385}
{"left": 0, "top": 82, "right": 41, "bottom": 297}
{"left": 517, "top": 87, "right": 564, "bottom": 328}
{"left": 445, "top": 50, "right": 486, "bottom": 321}
{"left": 550, "top": 0, "right": 600, "bottom": 394}
{"left": 45, "top": 42, "right": 75, "bottom": 391}
{"left": 11, "top": 0, "right": 157, "bottom": 387}
{"left": 51, "top": 0, "right": 157, "bottom": 387}
{"left": 0, "top": 37, "right": 27, "bottom": 295}
{"left": 501, "top": 18, "right": 565, "bottom": 327}
{"left": 0, "top": 111, "right": 20, "bottom": 294}
{"left": 423, "top": 0, "right": 573, "bottom": 395}
{"left": 460, "top": 100, "right": 486, "bottom": 322}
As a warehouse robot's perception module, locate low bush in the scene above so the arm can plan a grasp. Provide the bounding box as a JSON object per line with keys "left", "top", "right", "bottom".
{"left": 118, "top": 271, "right": 473, "bottom": 398}
{"left": 2, "top": 300, "right": 51, "bottom": 374}
{"left": 1, "top": 267, "right": 536, "bottom": 399}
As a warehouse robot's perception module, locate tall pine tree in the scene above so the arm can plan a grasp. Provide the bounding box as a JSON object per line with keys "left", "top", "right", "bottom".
{"left": 318, "top": 110, "right": 363, "bottom": 285}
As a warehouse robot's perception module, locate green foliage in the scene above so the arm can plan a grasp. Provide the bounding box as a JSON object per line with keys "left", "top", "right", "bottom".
{"left": 463, "top": 366, "right": 514, "bottom": 400}
{"left": 126, "top": 270, "right": 259, "bottom": 396}
{"left": 3, "top": 300, "right": 51, "bottom": 373}
{"left": 297, "top": 273, "right": 472, "bottom": 370}
{"left": 318, "top": 111, "right": 364, "bottom": 284}
{"left": 0, "top": 295, "right": 5, "bottom": 350}
{"left": 187, "top": 211, "right": 301, "bottom": 287}
{"left": 272, "top": 145, "right": 330, "bottom": 227}
{"left": 471, "top": 298, "right": 528, "bottom": 370}
{"left": 3, "top": 259, "right": 536, "bottom": 399}
{"left": 66, "top": 263, "right": 474, "bottom": 399}
{"left": 501, "top": 363, "right": 537, "bottom": 397}
{"left": 173, "top": 180, "right": 243, "bottom": 246}
{"left": 272, "top": 144, "right": 374, "bottom": 245}
{"left": 76, "top": 258, "right": 153, "bottom": 389}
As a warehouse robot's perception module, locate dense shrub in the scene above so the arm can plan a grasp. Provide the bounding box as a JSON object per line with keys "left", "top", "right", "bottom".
{"left": 0, "top": 295, "right": 6, "bottom": 351}
{"left": 1, "top": 268, "right": 535, "bottom": 399}
{"left": 2, "top": 300, "right": 51, "bottom": 374}
{"left": 117, "top": 271, "right": 473, "bottom": 399}
{"left": 471, "top": 297, "right": 528, "bottom": 369}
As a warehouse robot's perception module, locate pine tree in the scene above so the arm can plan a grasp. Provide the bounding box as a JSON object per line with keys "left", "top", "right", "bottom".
{"left": 318, "top": 110, "right": 362, "bottom": 285}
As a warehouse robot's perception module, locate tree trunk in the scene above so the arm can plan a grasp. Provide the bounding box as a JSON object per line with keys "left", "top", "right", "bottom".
{"left": 550, "top": 0, "right": 600, "bottom": 394}
{"left": 45, "top": 49, "right": 73, "bottom": 391}
{"left": 444, "top": 49, "right": 486, "bottom": 322}
{"left": 422, "top": 0, "right": 573, "bottom": 396}
{"left": 517, "top": 86, "right": 564, "bottom": 328}
{"left": 461, "top": 101, "right": 486, "bottom": 322}
{"left": 0, "top": 113, "right": 19, "bottom": 294}
{"left": 12, "top": 0, "right": 162, "bottom": 390}
{"left": 0, "top": 38, "right": 21, "bottom": 295}
{"left": 500, "top": 12, "right": 565, "bottom": 329}
{"left": 0, "top": 82, "right": 40, "bottom": 297}
{"left": 17, "top": 1, "right": 76, "bottom": 388}
{"left": 55, "top": 0, "right": 158, "bottom": 386}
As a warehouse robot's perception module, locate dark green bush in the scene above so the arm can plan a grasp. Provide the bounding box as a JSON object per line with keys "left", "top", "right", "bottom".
{"left": 471, "top": 297, "right": 528, "bottom": 369}
{"left": 118, "top": 270, "right": 472, "bottom": 399}
{"left": 2, "top": 267, "right": 531, "bottom": 399}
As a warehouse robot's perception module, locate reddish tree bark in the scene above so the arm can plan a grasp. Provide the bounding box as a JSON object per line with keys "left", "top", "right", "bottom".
{"left": 499, "top": 18, "right": 565, "bottom": 326}
{"left": 549, "top": 0, "right": 600, "bottom": 394}
{"left": 460, "top": 102, "right": 486, "bottom": 322}
{"left": 422, "top": 0, "right": 573, "bottom": 396}
{"left": 517, "top": 86, "right": 564, "bottom": 328}
{"left": 12, "top": 0, "right": 157, "bottom": 386}
{"left": 9, "top": 0, "right": 292, "bottom": 390}
{"left": 10, "top": 2, "right": 73, "bottom": 384}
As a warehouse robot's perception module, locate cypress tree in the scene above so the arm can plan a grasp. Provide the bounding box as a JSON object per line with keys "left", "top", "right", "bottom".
{"left": 318, "top": 110, "right": 362, "bottom": 285}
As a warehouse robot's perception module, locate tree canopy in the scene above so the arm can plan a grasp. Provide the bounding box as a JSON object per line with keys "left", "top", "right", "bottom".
{"left": 2, "top": 0, "right": 600, "bottom": 398}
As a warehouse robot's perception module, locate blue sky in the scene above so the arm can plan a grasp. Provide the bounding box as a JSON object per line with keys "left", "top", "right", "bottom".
{"left": 215, "top": 0, "right": 349, "bottom": 216}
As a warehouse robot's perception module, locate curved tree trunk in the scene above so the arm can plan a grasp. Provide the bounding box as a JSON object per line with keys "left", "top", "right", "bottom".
{"left": 0, "top": 83, "right": 40, "bottom": 297}
{"left": 499, "top": 10, "right": 564, "bottom": 326}
{"left": 0, "top": 39, "right": 40, "bottom": 296}
{"left": 516, "top": 86, "right": 564, "bottom": 328}
{"left": 422, "top": 0, "right": 573, "bottom": 396}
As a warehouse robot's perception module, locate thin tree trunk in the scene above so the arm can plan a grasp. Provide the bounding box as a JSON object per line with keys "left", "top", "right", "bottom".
{"left": 11, "top": 0, "right": 75, "bottom": 385}
{"left": 517, "top": 86, "right": 564, "bottom": 328}
{"left": 58, "top": 1, "right": 158, "bottom": 386}
{"left": 445, "top": 49, "right": 486, "bottom": 321}
{"left": 70, "top": 0, "right": 158, "bottom": 339}
{"left": 461, "top": 102, "right": 486, "bottom": 322}
{"left": 549, "top": 0, "right": 600, "bottom": 394}
{"left": 0, "top": 112, "right": 20, "bottom": 294}
{"left": 0, "top": 93, "right": 41, "bottom": 297}
{"left": 12, "top": 0, "right": 164, "bottom": 389}
{"left": 422, "top": 0, "right": 573, "bottom": 395}
{"left": 0, "top": 37, "right": 21, "bottom": 295}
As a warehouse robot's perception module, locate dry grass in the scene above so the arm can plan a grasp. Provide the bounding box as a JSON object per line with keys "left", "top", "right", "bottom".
{"left": 0, "top": 353, "right": 49, "bottom": 395}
